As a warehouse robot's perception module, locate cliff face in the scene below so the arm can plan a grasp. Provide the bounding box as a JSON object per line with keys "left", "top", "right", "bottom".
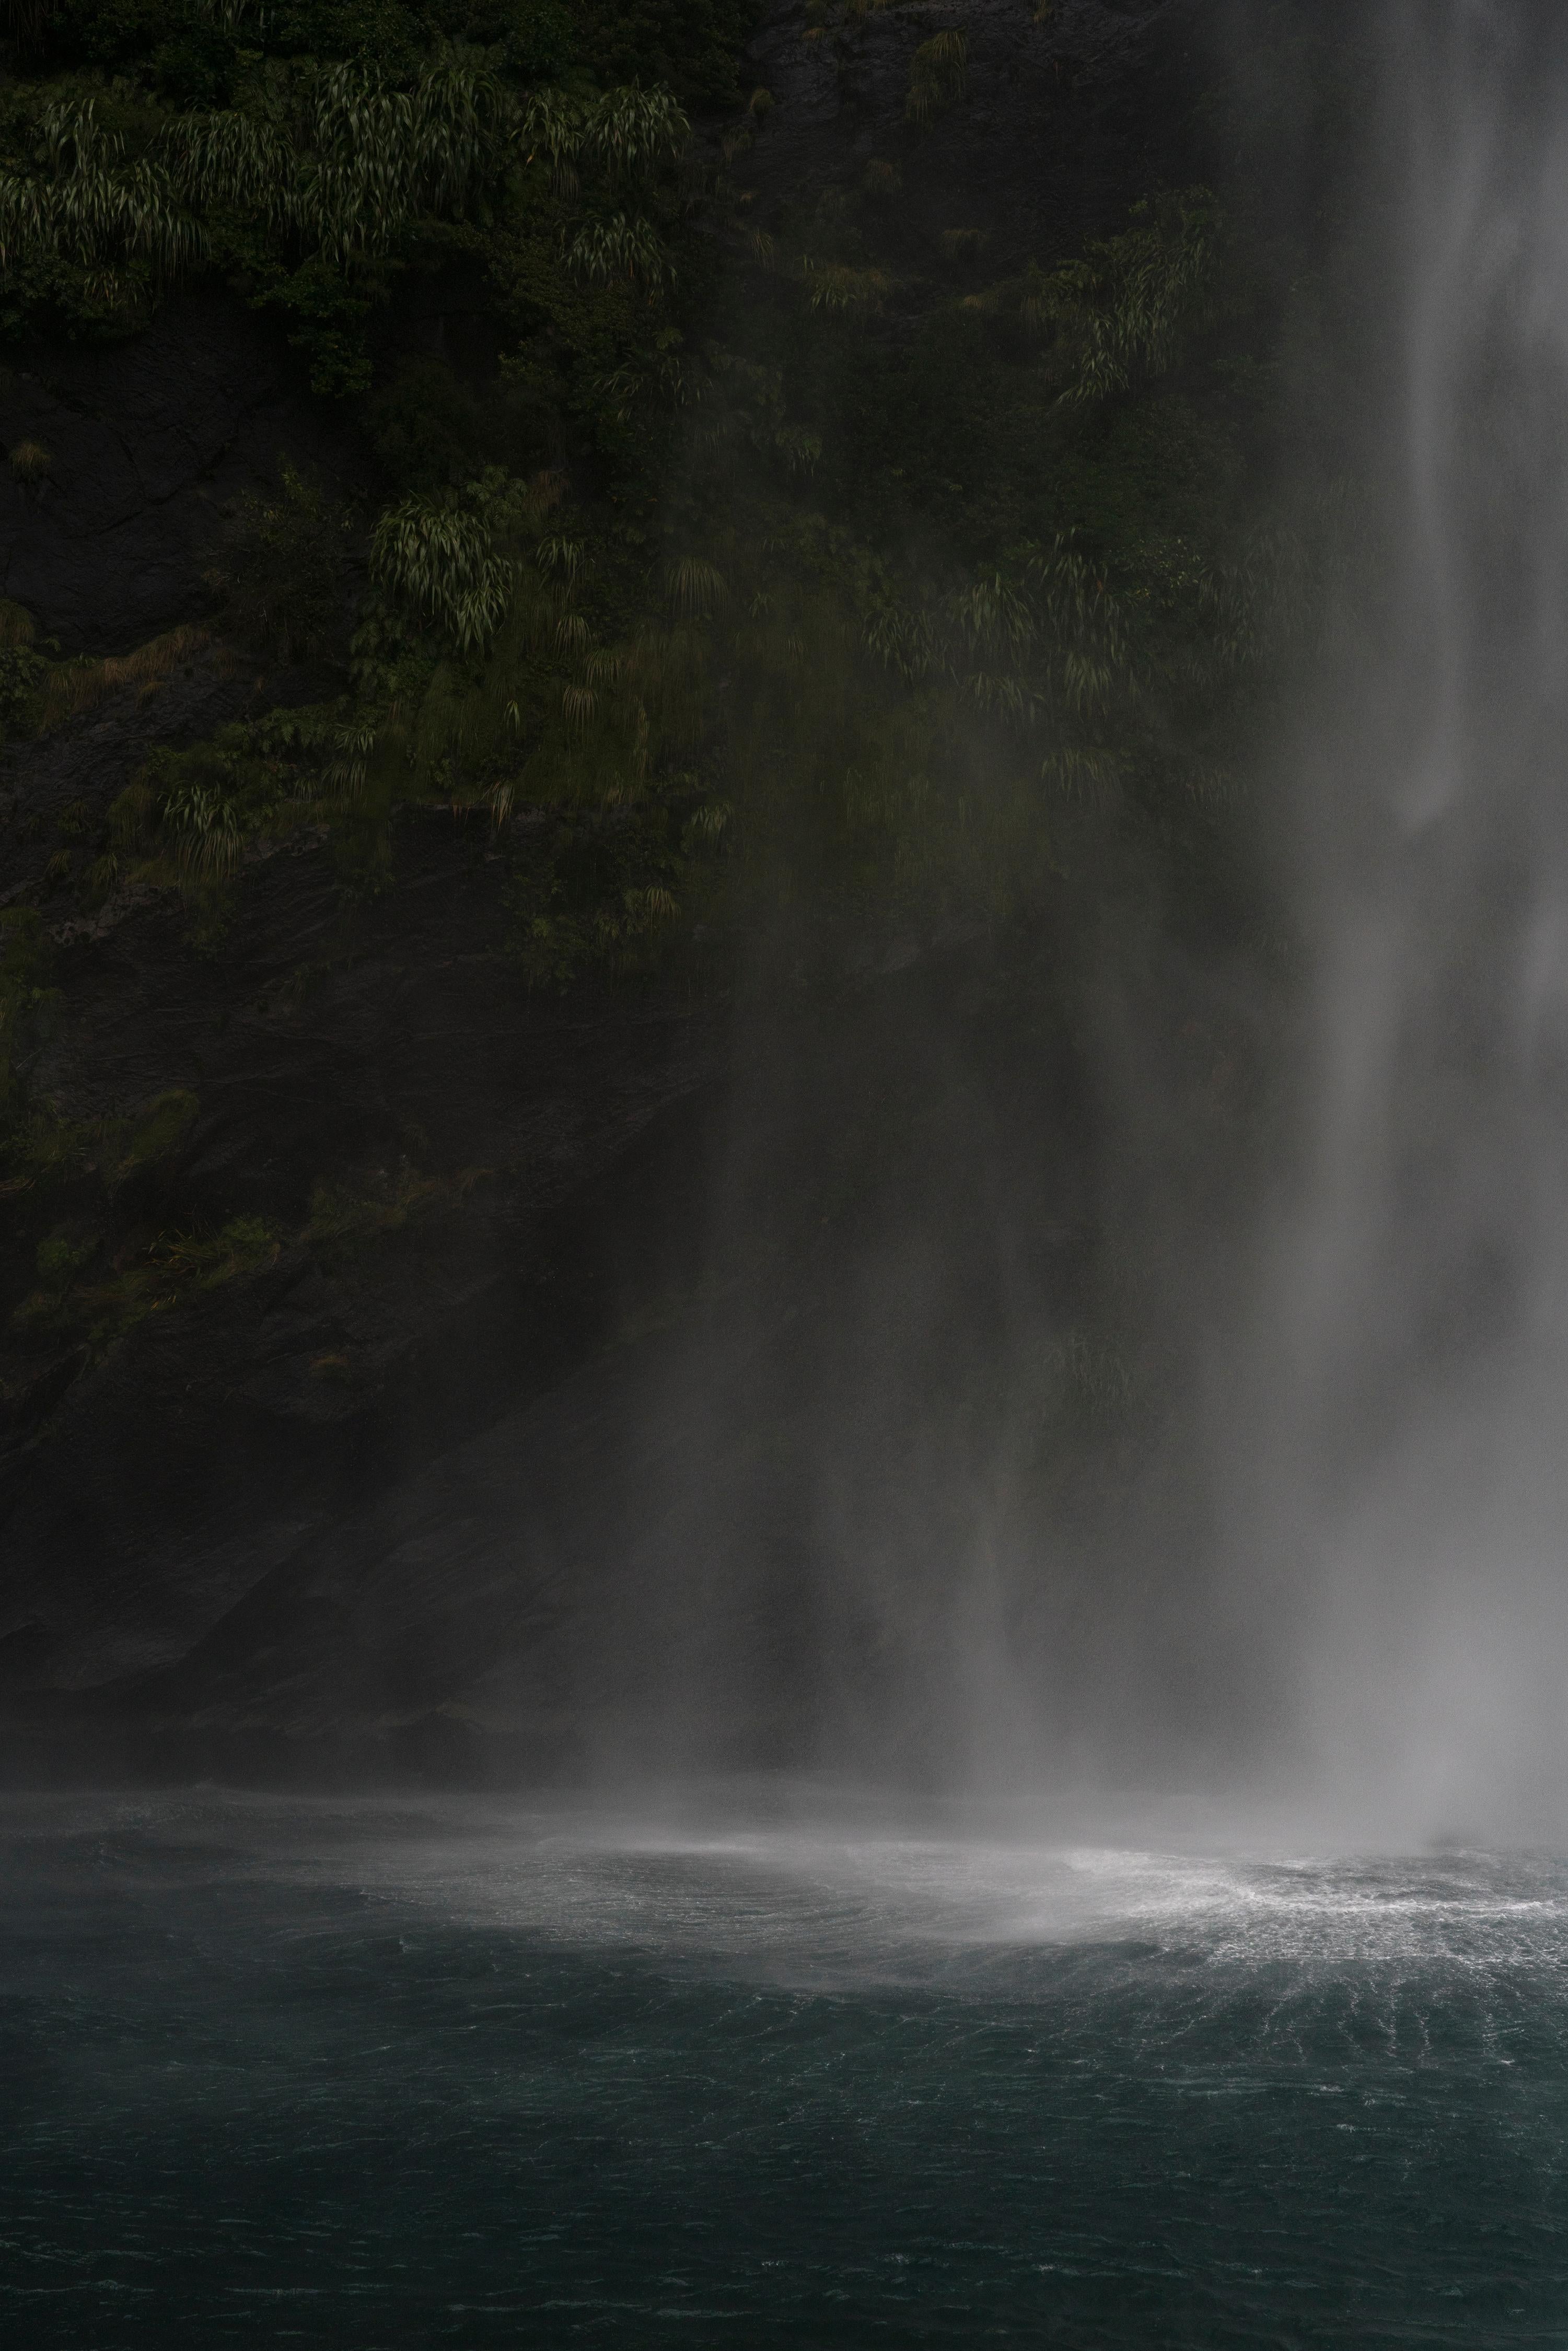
{"left": 741, "top": 0, "right": 1203, "bottom": 272}
{"left": 0, "top": 0, "right": 1211, "bottom": 1784}
{"left": 2, "top": 300, "right": 369, "bottom": 653}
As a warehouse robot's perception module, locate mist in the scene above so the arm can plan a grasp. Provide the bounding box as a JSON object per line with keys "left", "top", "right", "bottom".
{"left": 515, "top": 0, "right": 1568, "bottom": 1850}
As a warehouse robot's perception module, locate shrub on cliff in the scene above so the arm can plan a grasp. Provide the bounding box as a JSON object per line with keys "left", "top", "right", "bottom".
{"left": 0, "top": 48, "right": 693, "bottom": 386}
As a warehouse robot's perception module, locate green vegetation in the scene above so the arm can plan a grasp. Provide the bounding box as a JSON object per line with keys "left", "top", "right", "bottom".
{"left": 905, "top": 28, "right": 966, "bottom": 126}
{"left": 8, "top": 1207, "right": 282, "bottom": 1354}
{"left": 0, "top": 0, "right": 1345, "bottom": 1396}
{"left": 306, "top": 1162, "right": 493, "bottom": 1242}
{"left": 0, "top": 13, "right": 714, "bottom": 382}
{"left": 0, "top": 2, "right": 1314, "bottom": 963}
{"left": 0, "top": 1064, "right": 489, "bottom": 1377}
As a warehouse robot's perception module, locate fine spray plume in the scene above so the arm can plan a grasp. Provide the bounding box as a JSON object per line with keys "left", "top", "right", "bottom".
{"left": 456, "top": 0, "right": 1568, "bottom": 1857}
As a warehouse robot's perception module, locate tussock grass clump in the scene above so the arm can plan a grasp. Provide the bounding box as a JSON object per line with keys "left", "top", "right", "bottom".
{"left": 1027, "top": 192, "right": 1227, "bottom": 403}
{"left": 149, "top": 1215, "right": 279, "bottom": 1287}
{"left": 371, "top": 494, "right": 514, "bottom": 653}
{"left": 38, "top": 625, "right": 211, "bottom": 729}
{"left": 0, "top": 98, "right": 200, "bottom": 317}
{"left": 804, "top": 260, "right": 889, "bottom": 314}
{"left": 906, "top": 30, "right": 967, "bottom": 127}
{"left": 666, "top": 557, "right": 728, "bottom": 619}
{"left": 11, "top": 1213, "right": 281, "bottom": 1349}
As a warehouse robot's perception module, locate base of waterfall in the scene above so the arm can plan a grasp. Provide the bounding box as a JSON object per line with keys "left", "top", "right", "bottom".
{"left": 4, "top": 1788, "right": 1564, "bottom": 2347}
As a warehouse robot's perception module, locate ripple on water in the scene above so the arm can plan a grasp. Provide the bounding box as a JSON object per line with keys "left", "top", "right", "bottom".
{"left": 2, "top": 1795, "right": 1566, "bottom": 2348}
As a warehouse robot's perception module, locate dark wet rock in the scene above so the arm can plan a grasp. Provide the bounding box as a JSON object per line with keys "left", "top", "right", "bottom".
{"left": 0, "top": 647, "right": 282, "bottom": 912}
{"left": 0, "top": 934, "right": 1095, "bottom": 1790}
{"left": 0, "top": 299, "right": 369, "bottom": 653}
{"left": 0, "top": 812, "right": 728, "bottom": 1769}
{"left": 736, "top": 0, "right": 1210, "bottom": 275}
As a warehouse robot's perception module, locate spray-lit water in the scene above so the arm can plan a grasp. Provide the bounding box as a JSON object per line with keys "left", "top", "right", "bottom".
{"left": 4, "top": 1793, "right": 1567, "bottom": 2346}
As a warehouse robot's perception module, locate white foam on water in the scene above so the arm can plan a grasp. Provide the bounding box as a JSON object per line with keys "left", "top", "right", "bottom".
{"left": 8, "top": 1788, "right": 1567, "bottom": 1989}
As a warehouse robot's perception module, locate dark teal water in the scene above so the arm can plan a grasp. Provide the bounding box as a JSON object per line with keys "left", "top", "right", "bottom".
{"left": 2, "top": 1796, "right": 1566, "bottom": 2347}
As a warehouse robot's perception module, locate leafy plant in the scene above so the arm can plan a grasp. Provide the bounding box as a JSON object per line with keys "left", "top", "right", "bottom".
{"left": 803, "top": 259, "right": 888, "bottom": 314}
{"left": 108, "top": 734, "right": 299, "bottom": 928}
{"left": 1028, "top": 191, "right": 1227, "bottom": 404}
{"left": 34, "top": 1229, "right": 98, "bottom": 1289}
{"left": 565, "top": 212, "right": 672, "bottom": 287}
{"left": 0, "top": 97, "right": 201, "bottom": 318}
{"left": 173, "top": 55, "right": 511, "bottom": 266}
{"left": 370, "top": 487, "right": 514, "bottom": 651}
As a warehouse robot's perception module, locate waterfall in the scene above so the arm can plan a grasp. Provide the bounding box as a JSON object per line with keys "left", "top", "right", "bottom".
{"left": 1229, "top": 2, "right": 1568, "bottom": 1833}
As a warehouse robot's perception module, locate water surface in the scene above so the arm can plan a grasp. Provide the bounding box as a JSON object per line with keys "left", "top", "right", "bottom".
{"left": 3, "top": 1792, "right": 1565, "bottom": 2345}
